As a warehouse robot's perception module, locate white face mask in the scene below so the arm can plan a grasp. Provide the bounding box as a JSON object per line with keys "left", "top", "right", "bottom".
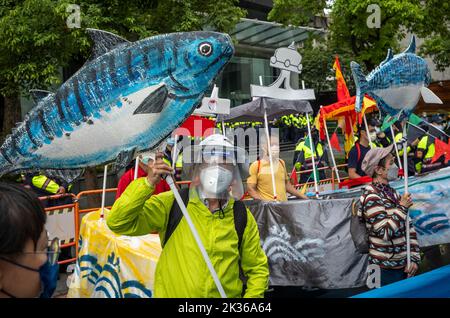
{"left": 369, "top": 132, "right": 377, "bottom": 142}
{"left": 387, "top": 163, "right": 399, "bottom": 181}
{"left": 199, "top": 166, "right": 233, "bottom": 196}
{"left": 271, "top": 146, "right": 279, "bottom": 158}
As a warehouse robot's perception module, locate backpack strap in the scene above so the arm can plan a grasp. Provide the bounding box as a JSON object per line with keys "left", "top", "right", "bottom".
{"left": 163, "top": 188, "right": 190, "bottom": 248}
{"left": 233, "top": 200, "right": 247, "bottom": 251}
{"left": 233, "top": 200, "right": 248, "bottom": 293}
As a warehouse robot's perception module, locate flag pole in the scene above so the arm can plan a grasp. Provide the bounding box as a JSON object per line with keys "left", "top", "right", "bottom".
{"left": 348, "top": 116, "right": 356, "bottom": 143}
{"left": 321, "top": 106, "right": 340, "bottom": 183}
{"left": 260, "top": 76, "right": 278, "bottom": 200}
{"left": 134, "top": 156, "right": 140, "bottom": 180}
{"left": 306, "top": 112, "right": 319, "bottom": 198}
{"left": 390, "top": 126, "right": 403, "bottom": 170}
{"left": 100, "top": 165, "right": 108, "bottom": 219}
{"left": 172, "top": 135, "right": 178, "bottom": 170}
{"left": 363, "top": 113, "right": 373, "bottom": 149}
{"left": 403, "top": 122, "right": 411, "bottom": 269}
{"left": 222, "top": 120, "right": 226, "bottom": 137}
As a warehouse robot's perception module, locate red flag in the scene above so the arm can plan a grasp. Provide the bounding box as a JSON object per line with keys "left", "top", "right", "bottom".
{"left": 333, "top": 56, "right": 350, "bottom": 102}
{"left": 432, "top": 138, "right": 450, "bottom": 163}
{"left": 174, "top": 115, "right": 216, "bottom": 137}
{"left": 290, "top": 167, "right": 298, "bottom": 185}
{"left": 330, "top": 131, "right": 342, "bottom": 152}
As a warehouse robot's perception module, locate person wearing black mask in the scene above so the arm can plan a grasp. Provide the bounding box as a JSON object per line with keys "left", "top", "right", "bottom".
{"left": 0, "top": 183, "right": 60, "bottom": 298}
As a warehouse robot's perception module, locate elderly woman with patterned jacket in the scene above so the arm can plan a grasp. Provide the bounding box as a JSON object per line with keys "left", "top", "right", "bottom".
{"left": 358, "top": 145, "right": 421, "bottom": 287}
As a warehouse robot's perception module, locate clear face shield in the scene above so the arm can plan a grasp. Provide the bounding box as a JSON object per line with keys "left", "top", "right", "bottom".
{"left": 184, "top": 144, "right": 248, "bottom": 200}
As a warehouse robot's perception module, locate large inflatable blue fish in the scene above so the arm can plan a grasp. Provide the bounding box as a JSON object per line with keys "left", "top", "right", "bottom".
{"left": 351, "top": 36, "right": 442, "bottom": 118}
{"left": 0, "top": 29, "right": 233, "bottom": 182}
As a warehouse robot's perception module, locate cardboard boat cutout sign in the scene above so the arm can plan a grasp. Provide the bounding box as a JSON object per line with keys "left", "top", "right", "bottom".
{"left": 0, "top": 29, "right": 234, "bottom": 183}
{"left": 250, "top": 42, "right": 315, "bottom": 100}
{"left": 351, "top": 36, "right": 442, "bottom": 118}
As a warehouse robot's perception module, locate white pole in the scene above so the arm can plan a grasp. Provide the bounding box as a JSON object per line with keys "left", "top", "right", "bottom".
{"left": 349, "top": 116, "right": 356, "bottom": 143}
{"left": 306, "top": 112, "right": 319, "bottom": 198}
{"left": 222, "top": 120, "right": 226, "bottom": 137}
{"left": 172, "top": 135, "right": 178, "bottom": 170}
{"left": 403, "top": 122, "right": 411, "bottom": 269}
{"left": 363, "top": 114, "right": 373, "bottom": 149}
{"left": 165, "top": 175, "right": 227, "bottom": 297}
{"left": 321, "top": 106, "right": 340, "bottom": 183}
{"left": 259, "top": 75, "right": 278, "bottom": 200}
{"left": 100, "top": 165, "right": 108, "bottom": 219}
{"left": 264, "top": 109, "right": 278, "bottom": 200}
{"left": 390, "top": 126, "right": 403, "bottom": 170}
{"left": 134, "top": 156, "right": 139, "bottom": 180}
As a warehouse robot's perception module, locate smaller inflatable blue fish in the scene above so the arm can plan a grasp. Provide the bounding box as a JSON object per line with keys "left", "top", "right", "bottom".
{"left": 351, "top": 36, "right": 442, "bottom": 118}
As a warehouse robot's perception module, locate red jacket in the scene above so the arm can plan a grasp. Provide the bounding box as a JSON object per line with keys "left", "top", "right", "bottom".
{"left": 115, "top": 166, "right": 170, "bottom": 199}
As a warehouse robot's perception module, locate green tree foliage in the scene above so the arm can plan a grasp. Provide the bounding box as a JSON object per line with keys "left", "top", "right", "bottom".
{"left": 328, "top": 0, "right": 423, "bottom": 70}
{"left": 297, "top": 37, "right": 356, "bottom": 95}
{"left": 415, "top": 0, "right": 450, "bottom": 72}
{"left": 268, "top": 0, "right": 328, "bottom": 26}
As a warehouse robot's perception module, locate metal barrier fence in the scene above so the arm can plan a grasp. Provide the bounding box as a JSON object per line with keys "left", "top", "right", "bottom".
{"left": 39, "top": 193, "right": 78, "bottom": 265}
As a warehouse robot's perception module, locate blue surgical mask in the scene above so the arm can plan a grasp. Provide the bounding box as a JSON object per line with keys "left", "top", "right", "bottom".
{"left": 38, "top": 261, "right": 59, "bottom": 298}
{"left": 0, "top": 238, "right": 60, "bottom": 298}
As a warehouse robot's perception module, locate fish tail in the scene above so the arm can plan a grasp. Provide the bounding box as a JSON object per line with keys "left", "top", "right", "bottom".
{"left": 351, "top": 61, "right": 368, "bottom": 113}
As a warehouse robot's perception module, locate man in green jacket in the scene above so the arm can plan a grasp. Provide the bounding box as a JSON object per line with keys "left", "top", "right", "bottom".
{"left": 107, "top": 134, "right": 269, "bottom": 298}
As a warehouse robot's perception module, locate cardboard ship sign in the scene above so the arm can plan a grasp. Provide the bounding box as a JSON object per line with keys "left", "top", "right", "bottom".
{"left": 194, "top": 85, "right": 230, "bottom": 116}
{"left": 0, "top": 29, "right": 234, "bottom": 183}
{"left": 251, "top": 42, "right": 315, "bottom": 100}
{"left": 351, "top": 36, "right": 442, "bottom": 118}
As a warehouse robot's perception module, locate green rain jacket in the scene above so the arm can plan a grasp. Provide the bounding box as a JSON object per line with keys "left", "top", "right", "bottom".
{"left": 107, "top": 177, "right": 269, "bottom": 298}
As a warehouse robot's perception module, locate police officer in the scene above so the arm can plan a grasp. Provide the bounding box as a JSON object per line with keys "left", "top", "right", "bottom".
{"left": 24, "top": 173, "right": 73, "bottom": 207}
{"left": 293, "top": 128, "right": 328, "bottom": 184}
{"left": 415, "top": 115, "right": 447, "bottom": 174}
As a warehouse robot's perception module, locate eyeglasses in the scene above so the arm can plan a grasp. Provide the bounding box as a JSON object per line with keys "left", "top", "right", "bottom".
{"left": 0, "top": 238, "right": 60, "bottom": 272}
{"left": 20, "top": 237, "right": 60, "bottom": 266}
{"left": 46, "top": 238, "right": 60, "bottom": 266}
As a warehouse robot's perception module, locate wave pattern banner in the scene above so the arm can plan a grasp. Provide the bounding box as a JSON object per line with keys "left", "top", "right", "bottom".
{"left": 246, "top": 199, "right": 368, "bottom": 289}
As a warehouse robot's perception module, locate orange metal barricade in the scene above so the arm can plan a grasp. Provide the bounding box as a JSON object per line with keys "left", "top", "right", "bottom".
{"left": 39, "top": 180, "right": 192, "bottom": 264}
{"left": 39, "top": 193, "right": 78, "bottom": 265}
{"left": 74, "top": 188, "right": 118, "bottom": 258}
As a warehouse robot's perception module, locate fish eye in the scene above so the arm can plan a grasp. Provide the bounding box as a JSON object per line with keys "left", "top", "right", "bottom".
{"left": 198, "top": 42, "right": 213, "bottom": 57}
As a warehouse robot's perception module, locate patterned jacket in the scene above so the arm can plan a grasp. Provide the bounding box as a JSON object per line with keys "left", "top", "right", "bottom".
{"left": 358, "top": 182, "right": 420, "bottom": 269}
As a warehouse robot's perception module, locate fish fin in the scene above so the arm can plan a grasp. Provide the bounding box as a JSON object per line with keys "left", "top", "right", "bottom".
{"left": 44, "top": 168, "right": 85, "bottom": 185}
{"left": 29, "top": 89, "right": 54, "bottom": 105}
{"left": 86, "top": 29, "right": 130, "bottom": 61}
{"left": 350, "top": 61, "right": 368, "bottom": 112}
{"left": 380, "top": 49, "right": 393, "bottom": 66}
{"left": 111, "top": 148, "right": 136, "bottom": 173}
{"left": 133, "top": 85, "right": 168, "bottom": 115}
{"left": 404, "top": 36, "right": 416, "bottom": 54}
{"left": 421, "top": 86, "right": 443, "bottom": 104}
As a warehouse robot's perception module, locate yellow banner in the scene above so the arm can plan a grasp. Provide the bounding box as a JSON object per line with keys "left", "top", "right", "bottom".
{"left": 67, "top": 209, "right": 162, "bottom": 298}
